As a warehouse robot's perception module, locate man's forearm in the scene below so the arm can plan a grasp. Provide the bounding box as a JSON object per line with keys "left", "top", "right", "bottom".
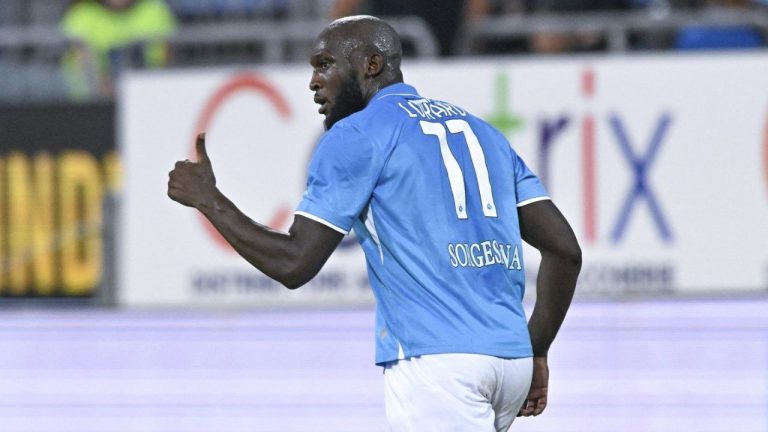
{"left": 168, "top": 133, "right": 343, "bottom": 288}
{"left": 527, "top": 250, "right": 581, "bottom": 357}
{"left": 196, "top": 190, "right": 311, "bottom": 288}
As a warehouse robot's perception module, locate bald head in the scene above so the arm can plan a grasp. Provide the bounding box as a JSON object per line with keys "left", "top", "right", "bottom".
{"left": 309, "top": 16, "right": 404, "bottom": 129}
{"left": 319, "top": 15, "right": 403, "bottom": 79}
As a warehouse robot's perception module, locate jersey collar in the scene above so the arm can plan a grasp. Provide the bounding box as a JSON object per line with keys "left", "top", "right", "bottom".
{"left": 372, "top": 83, "right": 419, "bottom": 102}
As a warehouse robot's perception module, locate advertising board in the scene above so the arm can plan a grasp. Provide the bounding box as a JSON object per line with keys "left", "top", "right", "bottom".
{"left": 119, "top": 53, "right": 768, "bottom": 306}
{"left": 0, "top": 104, "right": 118, "bottom": 301}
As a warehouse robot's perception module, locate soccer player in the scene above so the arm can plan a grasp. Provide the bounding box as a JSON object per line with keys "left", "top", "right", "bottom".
{"left": 168, "top": 16, "right": 581, "bottom": 431}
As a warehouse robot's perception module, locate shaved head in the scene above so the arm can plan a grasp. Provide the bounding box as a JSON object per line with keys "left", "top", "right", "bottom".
{"left": 309, "top": 16, "right": 404, "bottom": 129}
{"left": 321, "top": 15, "right": 403, "bottom": 75}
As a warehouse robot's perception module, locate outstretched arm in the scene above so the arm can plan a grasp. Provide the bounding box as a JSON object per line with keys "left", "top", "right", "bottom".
{"left": 517, "top": 199, "right": 581, "bottom": 417}
{"left": 167, "top": 133, "right": 344, "bottom": 289}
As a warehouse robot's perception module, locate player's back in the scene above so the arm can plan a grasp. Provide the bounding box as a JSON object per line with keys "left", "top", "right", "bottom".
{"left": 342, "top": 83, "right": 549, "bottom": 364}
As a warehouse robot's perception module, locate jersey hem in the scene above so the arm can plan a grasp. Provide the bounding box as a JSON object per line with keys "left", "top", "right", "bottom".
{"left": 375, "top": 345, "right": 533, "bottom": 366}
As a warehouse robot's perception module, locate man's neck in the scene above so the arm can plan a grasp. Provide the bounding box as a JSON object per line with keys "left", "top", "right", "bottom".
{"left": 364, "top": 77, "right": 404, "bottom": 105}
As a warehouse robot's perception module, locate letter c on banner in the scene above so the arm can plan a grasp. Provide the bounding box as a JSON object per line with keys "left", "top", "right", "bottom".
{"left": 192, "top": 73, "right": 292, "bottom": 252}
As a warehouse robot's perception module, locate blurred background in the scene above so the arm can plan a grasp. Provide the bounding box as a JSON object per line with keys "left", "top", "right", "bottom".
{"left": 1, "top": 0, "right": 767, "bottom": 431}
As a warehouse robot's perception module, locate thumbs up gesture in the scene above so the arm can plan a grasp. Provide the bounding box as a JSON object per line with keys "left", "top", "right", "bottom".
{"left": 168, "top": 132, "right": 218, "bottom": 209}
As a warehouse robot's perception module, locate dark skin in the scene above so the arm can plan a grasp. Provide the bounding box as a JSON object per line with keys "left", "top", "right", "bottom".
{"left": 168, "top": 16, "right": 580, "bottom": 420}
{"left": 517, "top": 199, "right": 581, "bottom": 417}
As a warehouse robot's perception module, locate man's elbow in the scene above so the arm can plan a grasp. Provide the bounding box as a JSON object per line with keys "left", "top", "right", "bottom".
{"left": 280, "top": 273, "right": 312, "bottom": 290}
{"left": 274, "top": 261, "right": 319, "bottom": 290}
{"left": 564, "top": 242, "right": 582, "bottom": 269}
{"left": 548, "top": 238, "right": 582, "bottom": 270}
{"left": 281, "top": 277, "right": 307, "bottom": 290}
{"left": 263, "top": 240, "right": 335, "bottom": 290}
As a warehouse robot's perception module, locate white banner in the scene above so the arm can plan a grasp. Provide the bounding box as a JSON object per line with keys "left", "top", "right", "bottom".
{"left": 119, "top": 53, "right": 768, "bottom": 307}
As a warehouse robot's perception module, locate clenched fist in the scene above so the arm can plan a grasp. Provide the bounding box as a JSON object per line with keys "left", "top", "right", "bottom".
{"left": 168, "top": 132, "right": 217, "bottom": 209}
{"left": 518, "top": 356, "right": 549, "bottom": 417}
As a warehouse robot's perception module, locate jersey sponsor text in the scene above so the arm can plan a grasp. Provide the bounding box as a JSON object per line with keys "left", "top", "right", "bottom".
{"left": 448, "top": 240, "right": 522, "bottom": 270}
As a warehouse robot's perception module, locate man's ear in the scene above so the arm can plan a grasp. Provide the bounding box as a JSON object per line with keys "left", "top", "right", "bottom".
{"left": 365, "top": 53, "right": 384, "bottom": 78}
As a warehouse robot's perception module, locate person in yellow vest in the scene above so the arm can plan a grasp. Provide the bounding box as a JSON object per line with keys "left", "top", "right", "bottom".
{"left": 61, "top": 0, "right": 176, "bottom": 99}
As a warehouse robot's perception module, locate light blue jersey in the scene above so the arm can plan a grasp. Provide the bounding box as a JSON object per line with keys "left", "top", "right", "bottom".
{"left": 296, "top": 83, "right": 549, "bottom": 365}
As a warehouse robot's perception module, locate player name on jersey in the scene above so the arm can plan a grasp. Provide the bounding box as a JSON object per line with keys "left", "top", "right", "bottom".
{"left": 397, "top": 98, "right": 467, "bottom": 120}
{"left": 447, "top": 241, "right": 523, "bottom": 270}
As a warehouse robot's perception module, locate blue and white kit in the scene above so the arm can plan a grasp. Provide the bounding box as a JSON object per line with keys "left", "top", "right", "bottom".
{"left": 296, "top": 83, "right": 550, "bottom": 365}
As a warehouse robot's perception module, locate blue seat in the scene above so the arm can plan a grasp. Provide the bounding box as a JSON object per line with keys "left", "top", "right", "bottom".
{"left": 675, "top": 25, "right": 764, "bottom": 50}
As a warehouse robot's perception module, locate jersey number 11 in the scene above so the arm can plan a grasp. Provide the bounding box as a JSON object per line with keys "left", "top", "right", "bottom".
{"left": 420, "top": 119, "right": 497, "bottom": 219}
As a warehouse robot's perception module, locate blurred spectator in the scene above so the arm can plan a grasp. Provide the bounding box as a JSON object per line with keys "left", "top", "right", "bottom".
{"left": 529, "top": 0, "right": 634, "bottom": 53}
{"left": 329, "top": 0, "right": 490, "bottom": 56}
{"left": 61, "top": 0, "right": 176, "bottom": 99}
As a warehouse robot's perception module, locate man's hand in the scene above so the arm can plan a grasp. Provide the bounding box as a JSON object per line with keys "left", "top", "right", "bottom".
{"left": 518, "top": 356, "right": 549, "bottom": 417}
{"left": 168, "top": 132, "right": 217, "bottom": 209}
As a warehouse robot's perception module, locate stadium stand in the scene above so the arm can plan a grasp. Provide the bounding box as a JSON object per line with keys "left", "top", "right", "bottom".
{"left": 0, "top": 0, "right": 766, "bottom": 102}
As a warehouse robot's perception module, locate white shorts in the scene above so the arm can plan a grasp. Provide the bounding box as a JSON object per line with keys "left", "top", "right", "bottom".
{"left": 383, "top": 353, "right": 533, "bottom": 432}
